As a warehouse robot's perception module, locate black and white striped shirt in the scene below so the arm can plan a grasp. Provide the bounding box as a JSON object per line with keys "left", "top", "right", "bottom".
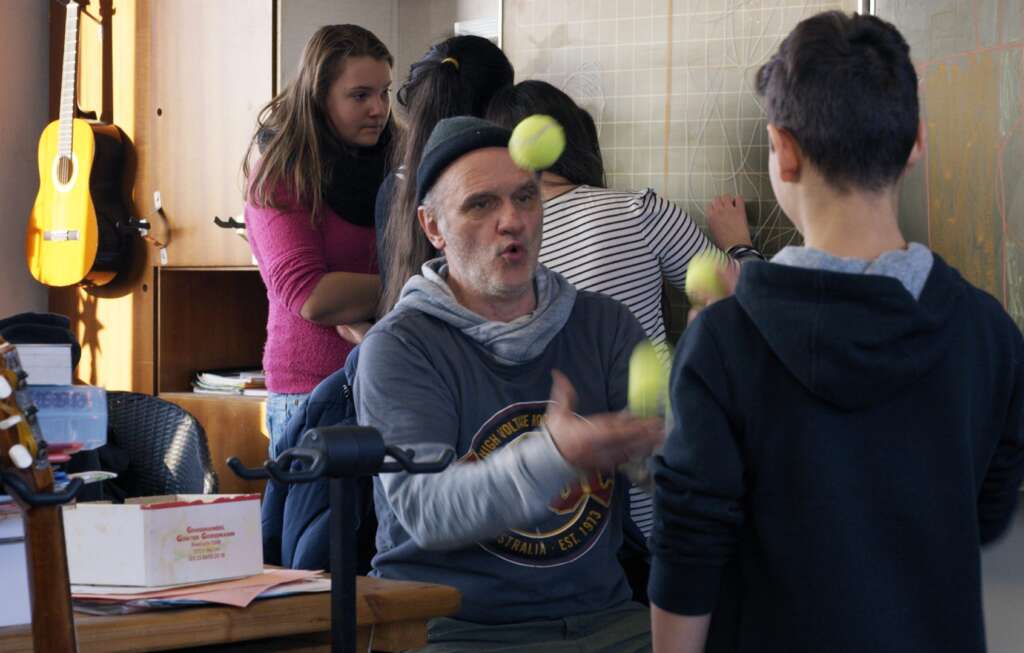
{"left": 541, "top": 185, "right": 718, "bottom": 346}
{"left": 540, "top": 184, "right": 722, "bottom": 537}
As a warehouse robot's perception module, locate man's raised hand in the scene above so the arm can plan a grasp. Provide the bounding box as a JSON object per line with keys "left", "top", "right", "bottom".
{"left": 544, "top": 370, "right": 664, "bottom": 471}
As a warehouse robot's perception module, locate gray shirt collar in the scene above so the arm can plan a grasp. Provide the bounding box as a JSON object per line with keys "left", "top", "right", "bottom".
{"left": 771, "top": 242, "right": 934, "bottom": 299}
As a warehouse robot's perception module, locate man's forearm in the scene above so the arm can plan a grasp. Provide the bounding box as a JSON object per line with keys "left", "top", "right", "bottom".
{"left": 381, "top": 431, "right": 576, "bottom": 550}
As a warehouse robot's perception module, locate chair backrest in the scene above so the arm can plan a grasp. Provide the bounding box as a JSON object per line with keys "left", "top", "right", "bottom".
{"left": 106, "top": 391, "right": 218, "bottom": 497}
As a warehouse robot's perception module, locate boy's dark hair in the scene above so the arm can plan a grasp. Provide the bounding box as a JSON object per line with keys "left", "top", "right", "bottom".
{"left": 486, "top": 80, "right": 606, "bottom": 188}
{"left": 756, "top": 11, "right": 919, "bottom": 192}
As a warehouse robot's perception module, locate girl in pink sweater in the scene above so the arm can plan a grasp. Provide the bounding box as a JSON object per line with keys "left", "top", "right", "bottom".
{"left": 242, "top": 25, "right": 395, "bottom": 451}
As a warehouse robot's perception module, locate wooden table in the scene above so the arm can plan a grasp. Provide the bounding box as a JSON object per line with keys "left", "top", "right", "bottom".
{"left": 0, "top": 576, "right": 460, "bottom": 652}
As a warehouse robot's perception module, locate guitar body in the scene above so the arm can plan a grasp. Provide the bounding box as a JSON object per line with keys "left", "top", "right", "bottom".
{"left": 27, "top": 117, "right": 131, "bottom": 287}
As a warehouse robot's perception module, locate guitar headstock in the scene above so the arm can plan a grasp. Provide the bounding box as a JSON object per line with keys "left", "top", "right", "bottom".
{"left": 0, "top": 337, "right": 57, "bottom": 510}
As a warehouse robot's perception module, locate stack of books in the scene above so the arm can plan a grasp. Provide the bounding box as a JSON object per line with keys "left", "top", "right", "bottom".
{"left": 191, "top": 370, "right": 267, "bottom": 397}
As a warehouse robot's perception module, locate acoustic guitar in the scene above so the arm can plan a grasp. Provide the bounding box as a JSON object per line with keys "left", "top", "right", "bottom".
{"left": 26, "top": 0, "right": 131, "bottom": 288}
{"left": 0, "top": 336, "right": 79, "bottom": 651}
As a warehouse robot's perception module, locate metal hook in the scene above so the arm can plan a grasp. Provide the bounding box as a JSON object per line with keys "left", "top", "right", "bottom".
{"left": 0, "top": 473, "right": 84, "bottom": 507}
{"left": 378, "top": 446, "right": 455, "bottom": 473}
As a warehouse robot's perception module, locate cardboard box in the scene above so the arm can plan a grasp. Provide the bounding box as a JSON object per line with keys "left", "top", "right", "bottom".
{"left": 0, "top": 510, "right": 31, "bottom": 627}
{"left": 63, "top": 494, "right": 262, "bottom": 587}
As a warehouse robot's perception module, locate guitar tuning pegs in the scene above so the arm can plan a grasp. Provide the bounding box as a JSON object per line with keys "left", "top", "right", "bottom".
{"left": 8, "top": 444, "right": 33, "bottom": 470}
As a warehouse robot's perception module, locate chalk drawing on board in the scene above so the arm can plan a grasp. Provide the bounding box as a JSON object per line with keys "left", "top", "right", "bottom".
{"left": 564, "top": 61, "right": 607, "bottom": 127}
{"left": 502, "top": 0, "right": 847, "bottom": 257}
{"left": 669, "top": 1, "right": 842, "bottom": 256}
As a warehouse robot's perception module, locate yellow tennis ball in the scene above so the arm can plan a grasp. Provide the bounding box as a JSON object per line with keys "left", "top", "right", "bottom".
{"left": 685, "top": 251, "right": 728, "bottom": 305}
{"left": 628, "top": 340, "right": 671, "bottom": 418}
{"left": 508, "top": 114, "right": 566, "bottom": 171}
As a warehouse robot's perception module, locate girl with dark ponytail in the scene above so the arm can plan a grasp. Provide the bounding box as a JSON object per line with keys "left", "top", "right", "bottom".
{"left": 376, "top": 35, "right": 514, "bottom": 316}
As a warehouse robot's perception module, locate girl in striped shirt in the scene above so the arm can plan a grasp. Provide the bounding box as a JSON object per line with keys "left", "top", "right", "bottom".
{"left": 487, "top": 80, "right": 762, "bottom": 350}
{"left": 487, "top": 82, "right": 762, "bottom": 601}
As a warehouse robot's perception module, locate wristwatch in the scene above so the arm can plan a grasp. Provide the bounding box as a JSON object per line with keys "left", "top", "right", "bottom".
{"left": 726, "top": 243, "right": 766, "bottom": 262}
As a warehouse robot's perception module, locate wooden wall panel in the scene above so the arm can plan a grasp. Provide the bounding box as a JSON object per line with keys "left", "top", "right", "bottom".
{"left": 145, "top": 0, "right": 272, "bottom": 266}
{"left": 48, "top": 0, "right": 156, "bottom": 393}
{"left": 47, "top": 1, "right": 272, "bottom": 392}
{"left": 51, "top": 244, "right": 156, "bottom": 393}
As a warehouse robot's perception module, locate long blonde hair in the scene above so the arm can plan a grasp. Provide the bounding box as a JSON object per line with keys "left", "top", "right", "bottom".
{"left": 242, "top": 24, "right": 394, "bottom": 224}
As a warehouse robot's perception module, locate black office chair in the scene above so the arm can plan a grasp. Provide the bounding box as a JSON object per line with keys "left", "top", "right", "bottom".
{"left": 106, "top": 391, "right": 218, "bottom": 496}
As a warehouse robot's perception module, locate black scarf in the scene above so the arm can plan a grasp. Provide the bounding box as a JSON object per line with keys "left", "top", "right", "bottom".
{"left": 321, "top": 119, "right": 394, "bottom": 227}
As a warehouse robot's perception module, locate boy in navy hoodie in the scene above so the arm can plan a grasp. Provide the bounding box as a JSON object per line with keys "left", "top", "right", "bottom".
{"left": 648, "top": 11, "right": 1024, "bottom": 653}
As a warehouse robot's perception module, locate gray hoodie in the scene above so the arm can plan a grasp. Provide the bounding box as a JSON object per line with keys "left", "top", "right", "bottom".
{"left": 355, "top": 259, "right": 645, "bottom": 624}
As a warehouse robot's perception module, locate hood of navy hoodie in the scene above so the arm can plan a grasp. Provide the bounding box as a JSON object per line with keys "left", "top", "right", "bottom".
{"left": 734, "top": 247, "right": 964, "bottom": 410}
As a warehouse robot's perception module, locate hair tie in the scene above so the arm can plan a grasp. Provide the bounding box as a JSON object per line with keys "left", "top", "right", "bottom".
{"left": 440, "top": 57, "right": 460, "bottom": 70}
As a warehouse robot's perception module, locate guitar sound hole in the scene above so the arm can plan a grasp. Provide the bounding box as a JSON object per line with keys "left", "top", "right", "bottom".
{"left": 57, "top": 155, "right": 75, "bottom": 185}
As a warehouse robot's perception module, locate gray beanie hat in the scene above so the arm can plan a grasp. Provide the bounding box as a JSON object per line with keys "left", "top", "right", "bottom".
{"left": 416, "top": 116, "right": 511, "bottom": 204}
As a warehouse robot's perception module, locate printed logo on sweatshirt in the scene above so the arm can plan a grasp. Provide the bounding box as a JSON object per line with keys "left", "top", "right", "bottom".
{"left": 462, "top": 401, "right": 614, "bottom": 568}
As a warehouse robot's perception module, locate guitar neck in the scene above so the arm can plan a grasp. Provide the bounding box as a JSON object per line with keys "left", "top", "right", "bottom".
{"left": 1, "top": 338, "right": 78, "bottom": 651}
{"left": 58, "top": 0, "right": 79, "bottom": 159}
{"left": 23, "top": 504, "right": 78, "bottom": 652}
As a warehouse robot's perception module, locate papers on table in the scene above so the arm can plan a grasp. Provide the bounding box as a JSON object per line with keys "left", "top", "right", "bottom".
{"left": 71, "top": 567, "right": 326, "bottom": 613}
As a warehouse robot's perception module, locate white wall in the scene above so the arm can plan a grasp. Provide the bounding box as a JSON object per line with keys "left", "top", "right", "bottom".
{"left": 277, "top": 0, "right": 400, "bottom": 90}
{"left": 0, "top": 0, "right": 49, "bottom": 318}
{"left": 275, "top": 0, "right": 500, "bottom": 115}
{"left": 395, "top": 0, "right": 499, "bottom": 85}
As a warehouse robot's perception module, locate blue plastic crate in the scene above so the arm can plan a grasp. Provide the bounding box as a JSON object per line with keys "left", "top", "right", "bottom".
{"left": 24, "top": 385, "right": 107, "bottom": 451}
